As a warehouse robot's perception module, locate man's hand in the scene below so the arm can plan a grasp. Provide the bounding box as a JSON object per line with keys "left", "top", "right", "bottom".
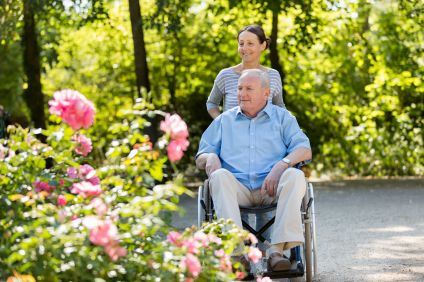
{"left": 205, "top": 153, "right": 221, "bottom": 177}
{"left": 261, "top": 161, "right": 288, "bottom": 197}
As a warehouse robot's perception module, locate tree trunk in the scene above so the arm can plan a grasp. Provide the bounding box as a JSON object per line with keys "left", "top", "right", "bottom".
{"left": 128, "top": 0, "right": 150, "bottom": 98}
{"left": 22, "top": 0, "right": 46, "bottom": 130}
{"left": 269, "top": 7, "right": 288, "bottom": 107}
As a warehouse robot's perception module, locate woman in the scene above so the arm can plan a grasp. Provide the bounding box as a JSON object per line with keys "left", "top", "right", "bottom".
{"left": 206, "top": 25, "right": 285, "bottom": 243}
{"left": 206, "top": 24, "right": 285, "bottom": 118}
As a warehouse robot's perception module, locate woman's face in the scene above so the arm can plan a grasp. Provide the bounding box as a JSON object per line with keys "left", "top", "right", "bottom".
{"left": 238, "top": 31, "right": 266, "bottom": 64}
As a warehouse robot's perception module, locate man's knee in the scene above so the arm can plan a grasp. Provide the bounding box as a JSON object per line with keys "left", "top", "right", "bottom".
{"left": 280, "top": 167, "right": 305, "bottom": 182}
{"left": 210, "top": 168, "right": 232, "bottom": 181}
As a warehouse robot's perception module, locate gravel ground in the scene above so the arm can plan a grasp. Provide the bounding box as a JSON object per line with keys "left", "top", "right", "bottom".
{"left": 172, "top": 179, "right": 424, "bottom": 281}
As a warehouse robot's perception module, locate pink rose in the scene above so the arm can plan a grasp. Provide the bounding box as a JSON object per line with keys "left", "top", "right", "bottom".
{"left": 57, "top": 195, "right": 67, "bottom": 206}
{"left": 219, "top": 254, "right": 232, "bottom": 273}
{"left": 180, "top": 253, "right": 201, "bottom": 278}
{"left": 247, "top": 233, "right": 258, "bottom": 245}
{"left": 72, "top": 134, "right": 92, "bottom": 156}
{"left": 248, "top": 247, "right": 262, "bottom": 263}
{"left": 67, "top": 167, "right": 78, "bottom": 178}
{"left": 167, "top": 231, "right": 182, "bottom": 246}
{"left": 167, "top": 139, "right": 189, "bottom": 162}
{"left": 79, "top": 164, "right": 100, "bottom": 185}
{"left": 49, "top": 89, "right": 95, "bottom": 130}
{"left": 214, "top": 249, "right": 225, "bottom": 258}
{"left": 160, "top": 113, "right": 189, "bottom": 140}
{"left": 104, "top": 242, "right": 127, "bottom": 262}
{"left": 70, "top": 181, "right": 102, "bottom": 198}
{"left": 90, "top": 198, "right": 108, "bottom": 216}
{"left": 193, "top": 231, "right": 208, "bottom": 247}
{"left": 182, "top": 238, "right": 200, "bottom": 254}
{"left": 89, "top": 220, "right": 119, "bottom": 247}
{"left": 0, "top": 144, "right": 5, "bottom": 160}
{"left": 33, "top": 180, "right": 55, "bottom": 193}
{"left": 236, "top": 271, "right": 246, "bottom": 280}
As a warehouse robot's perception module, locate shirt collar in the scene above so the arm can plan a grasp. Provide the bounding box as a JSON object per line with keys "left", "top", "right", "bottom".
{"left": 236, "top": 102, "right": 273, "bottom": 120}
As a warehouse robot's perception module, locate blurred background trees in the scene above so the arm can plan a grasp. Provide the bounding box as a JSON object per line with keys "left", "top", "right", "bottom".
{"left": 0, "top": 0, "right": 422, "bottom": 177}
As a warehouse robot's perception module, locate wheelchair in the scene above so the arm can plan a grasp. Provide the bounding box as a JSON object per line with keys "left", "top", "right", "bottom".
{"left": 197, "top": 166, "right": 318, "bottom": 281}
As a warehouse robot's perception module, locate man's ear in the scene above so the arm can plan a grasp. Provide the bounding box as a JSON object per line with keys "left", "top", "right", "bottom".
{"left": 264, "top": 87, "right": 270, "bottom": 100}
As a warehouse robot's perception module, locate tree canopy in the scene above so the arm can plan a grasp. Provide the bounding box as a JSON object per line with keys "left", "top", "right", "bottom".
{"left": 0, "top": 0, "right": 422, "bottom": 177}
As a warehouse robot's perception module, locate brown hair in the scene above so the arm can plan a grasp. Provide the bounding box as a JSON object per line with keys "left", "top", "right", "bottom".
{"left": 237, "top": 25, "right": 271, "bottom": 49}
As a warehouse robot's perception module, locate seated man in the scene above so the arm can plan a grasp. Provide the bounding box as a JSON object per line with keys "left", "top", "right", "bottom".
{"left": 195, "top": 69, "right": 312, "bottom": 271}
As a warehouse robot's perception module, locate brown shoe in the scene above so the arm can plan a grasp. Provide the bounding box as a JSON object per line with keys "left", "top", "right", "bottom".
{"left": 267, "top": 252, "right": 291, "bottom": 271}
{"left": 232, "top": 255, "right": 251, "bottom": 272}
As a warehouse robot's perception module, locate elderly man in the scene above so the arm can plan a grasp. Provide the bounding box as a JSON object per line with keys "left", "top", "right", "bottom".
{"left": 196, "top": 69, "right": 312, "bottom": 271}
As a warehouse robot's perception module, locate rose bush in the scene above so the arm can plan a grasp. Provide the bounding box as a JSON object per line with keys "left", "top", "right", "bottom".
{"left": 0, "top": 90, "right": 260, "bottom": 281}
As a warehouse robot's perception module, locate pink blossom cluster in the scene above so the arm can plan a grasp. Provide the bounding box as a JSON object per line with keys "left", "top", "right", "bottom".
{"left": 87, "top": 219, "right": 127, "bottom": 261}
{"left": 167, "top": 230, "right": 230, "bottom": 278}
{"left": 248, "top": 246, "right": 262, "bottom": 263}
{"left": 67, "top": 164, "right": 102, "bottom": 198}
{"left": 67, "top": 164, "right": 100, "bottom": 185}
{"left": 33, "top": 180, "right": 56, "bottom": 193}
{"left": 160, "top": 113, "right": 190, "bottom": 162}
{"left": 48, "top": 89, "right": 95, "bottom": 130}
{"left": 72, "top": 134, "right": 92, "bottom": 156}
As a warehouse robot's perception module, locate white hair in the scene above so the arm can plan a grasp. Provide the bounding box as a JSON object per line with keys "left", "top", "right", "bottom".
{"left": 240, "top": 69, "right": 270, "bottom": 88}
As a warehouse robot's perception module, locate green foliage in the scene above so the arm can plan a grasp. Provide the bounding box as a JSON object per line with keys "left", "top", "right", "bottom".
{"left": 0, "top": 0, "right": 422, "bottom": 179}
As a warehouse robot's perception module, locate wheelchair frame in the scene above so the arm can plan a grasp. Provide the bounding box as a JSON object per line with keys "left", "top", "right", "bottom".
{"left": 197, "top": 175, "right": 318, "bottom": 281}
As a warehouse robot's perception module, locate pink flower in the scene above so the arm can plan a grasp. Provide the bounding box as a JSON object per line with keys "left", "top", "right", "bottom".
{"left": 182, "top": 238, "right": 200, "bottom": 254}
{"left": 33, "top": 180, "right": 55, "bottom": 193}
{"left": 104, "top": 242, "right": 127, "bottom": 261}
{"left": 72, "top": 134, "right": 92, "bottom": 156}
{"left": 180, "top": 253, "right": 201, "bottom": 278}
{"left": 214, "top": 249, "right": 225, "bottom": 258}
{"left": 194, "top": 231, "right": 209, "bottom": 247}
{"left": 160, "top": 113, "right": 189, "bottom": 140}
{"left": 247, "top": 233, "right": 258, "bottom": 245}
{"left": 57, "top": 210, "right": 68, "bottom": 222}
{"left": 0, "top": 144, "right": 5, "bottom": 160}
{"left": 90, "top": 198, "right": 108, "bottom": 216}
{"left": 248, "top": 247, "right": 262, "bottom": 263}
{"left": 89, "top": 220, "right": 119, "bottom": 247}
{"left": 49, "top": 89, "right": 95, "bottom": 130}
{"left": 67, "top": 167, "right": 78, "bottom": 178}
{"left": 68, "top": 164, "right": 100, "bottom": 184}
{"left": 219, "top": 254, "right": 232, "bottom": 272}
{"left": 167, "top": 139, "right": 189, "bottom": 162}
{"left": 257, "top": 277, "right": 272, "bottom": 282}
{"left": 208, "top": 234, "right": 222, "bottom": 245}
{"left": 236, "top": 271, "right": 246, "bottom": 280}
{"left": 57, "top": 195, "right": 67, "bottom": 206}
{"left": 79, "top": 164, "right": 100, "bottom": 185}
{"left": 167, "top": 231, "right": 182, "bottom": 246}
{"left": 71, "top": 181, "right": 102, "bottom": 198}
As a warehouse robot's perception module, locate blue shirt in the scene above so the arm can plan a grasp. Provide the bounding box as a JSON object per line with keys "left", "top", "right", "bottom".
{"left": 196, "top": 102, "right": 311, "bottom": 190}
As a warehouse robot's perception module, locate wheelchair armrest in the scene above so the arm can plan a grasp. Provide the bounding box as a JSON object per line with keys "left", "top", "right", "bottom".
{"left": 293, "top": 159, "right": 312, "bottom": 169}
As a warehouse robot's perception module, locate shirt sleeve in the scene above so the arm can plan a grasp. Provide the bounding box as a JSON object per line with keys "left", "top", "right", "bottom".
{"left": 271, "top": 71, "right": 285, "bottom": 108}
{"left": 195, "top": 116, "right": 222, "bottom": 159}
{"left": 206, "top": 71, "right": 225, "bottom": 110}
{"left": 281, "top": 112, "right": 311, "bottom": 154}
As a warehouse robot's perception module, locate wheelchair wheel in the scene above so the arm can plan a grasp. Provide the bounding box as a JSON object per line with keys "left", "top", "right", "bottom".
{"left": 197, "top": 185, "right": 205, "bottom": 228}
{"left": 303, "top": 182, "right": 317, "bottom": 282}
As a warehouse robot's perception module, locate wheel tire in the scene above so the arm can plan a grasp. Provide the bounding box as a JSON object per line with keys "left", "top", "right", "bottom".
{"left": 197, "top": 186, "right": 205, "bottom": 228}
{"left": 303, "top": 187, "right": 314, "bottom": 282}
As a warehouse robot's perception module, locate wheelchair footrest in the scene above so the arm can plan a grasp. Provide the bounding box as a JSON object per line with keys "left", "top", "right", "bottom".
{"left": 243, "top": 261, "right": 304, "bottom": 280}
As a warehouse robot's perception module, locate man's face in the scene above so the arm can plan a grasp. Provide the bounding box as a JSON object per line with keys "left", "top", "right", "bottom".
{"left": 237, "top": 75, "right": 269, "bottom": 118}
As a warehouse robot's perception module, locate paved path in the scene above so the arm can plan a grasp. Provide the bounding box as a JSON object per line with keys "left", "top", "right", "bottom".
{"left": 172, "top": 179, "right": 424, "bottom": 281}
